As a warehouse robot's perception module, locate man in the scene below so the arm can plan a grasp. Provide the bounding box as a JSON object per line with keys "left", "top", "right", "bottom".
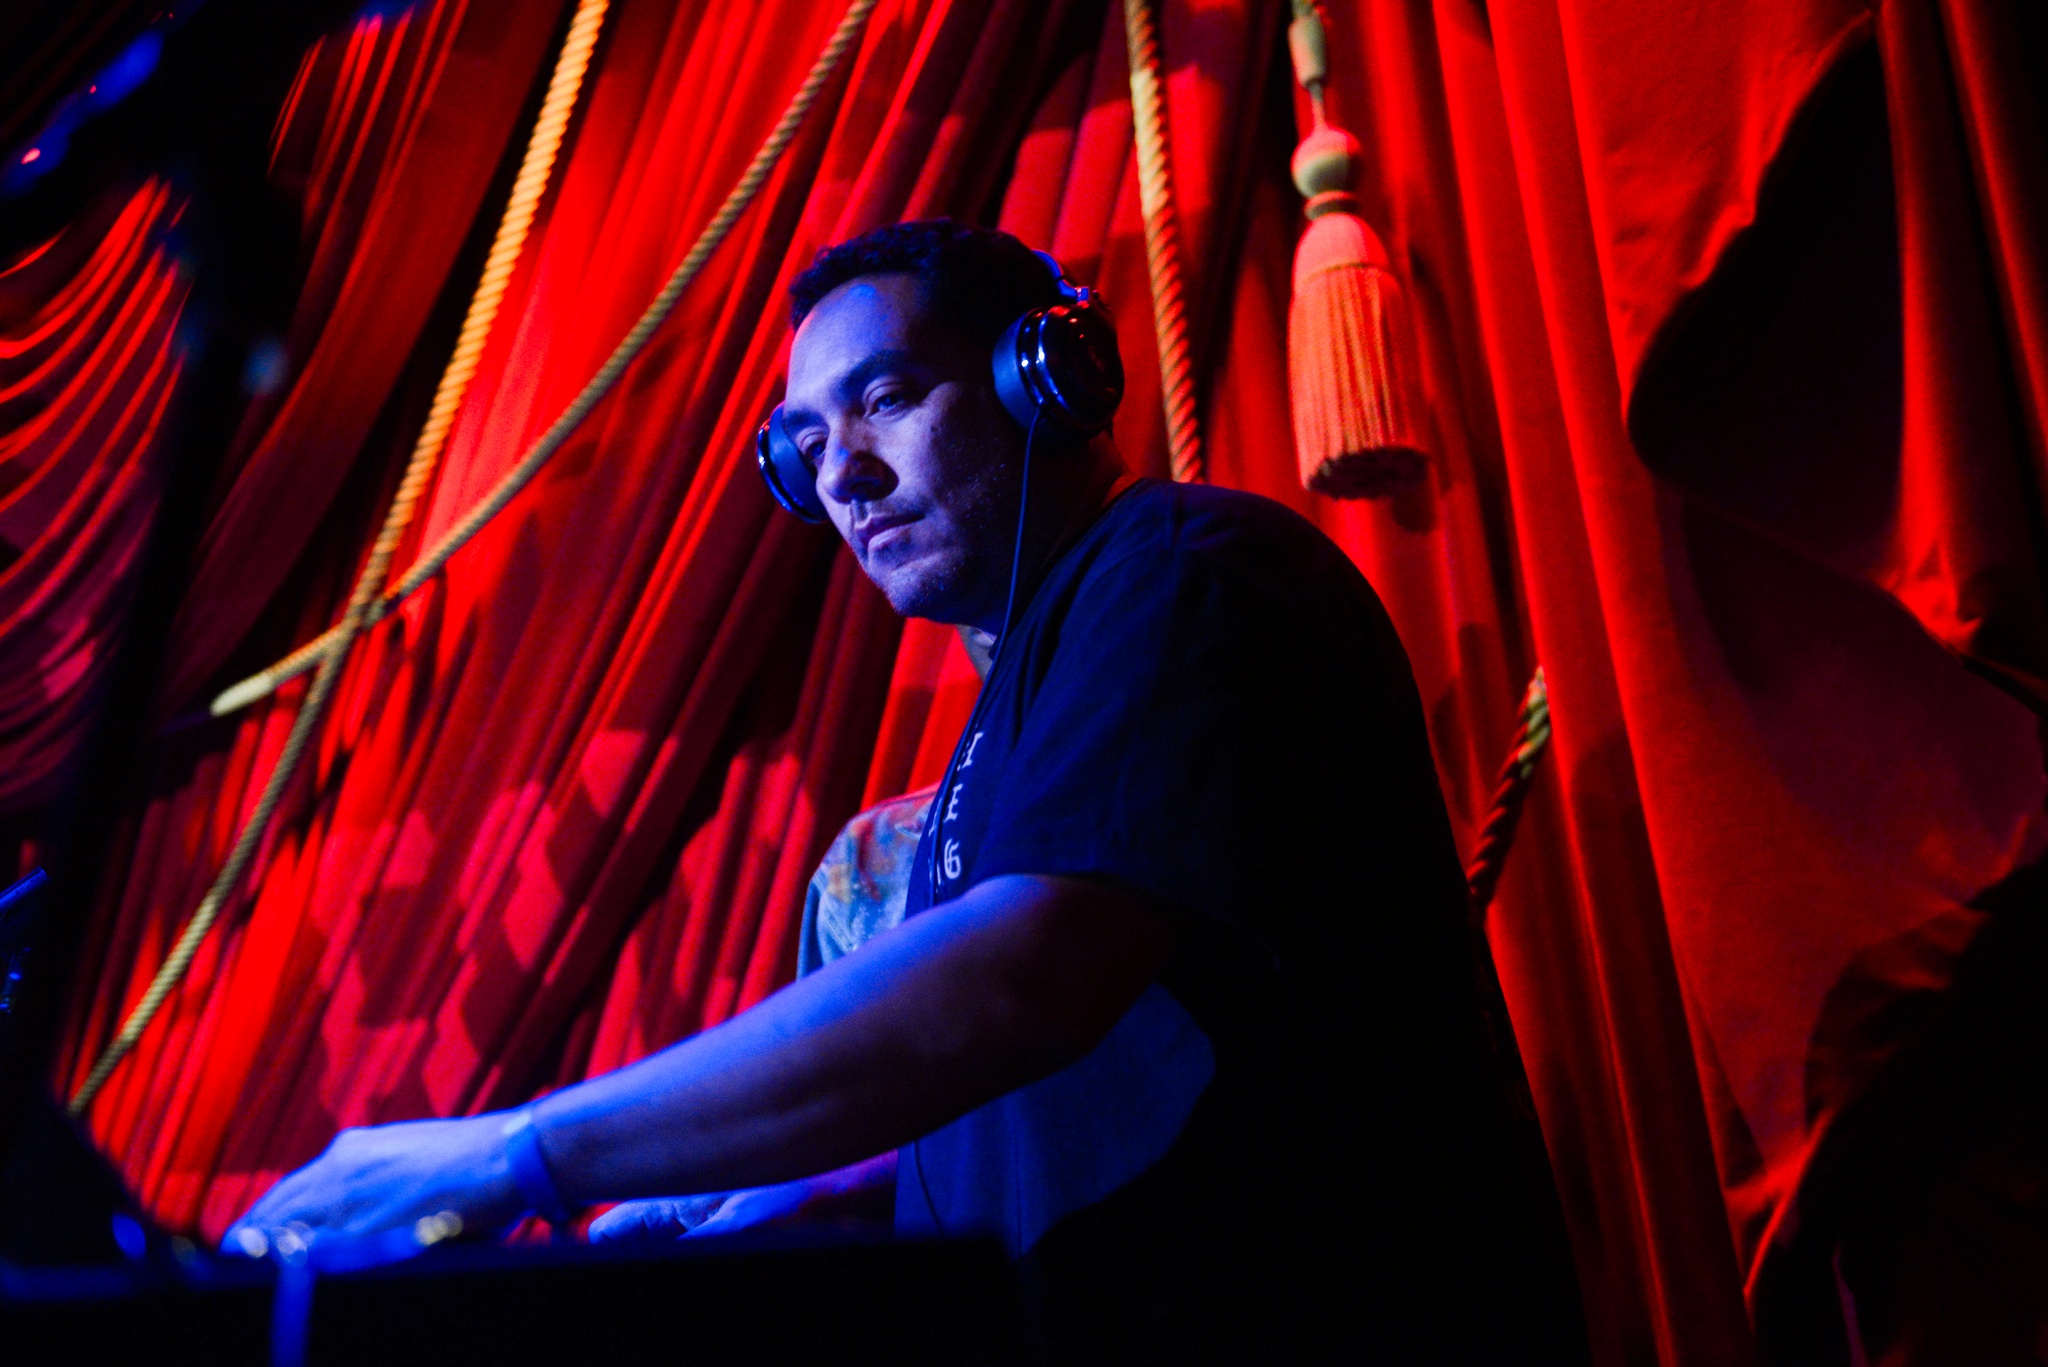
{"left": 233, "top": 221, "right": 1578, "bottom": 1360}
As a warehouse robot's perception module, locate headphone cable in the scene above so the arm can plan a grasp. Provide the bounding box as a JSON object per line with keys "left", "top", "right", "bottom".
{"left": 998, "top": 409, "right": 1043, "bottom": 648}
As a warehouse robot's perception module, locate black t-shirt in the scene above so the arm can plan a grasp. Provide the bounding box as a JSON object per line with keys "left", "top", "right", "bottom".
{"left": 896, "top": 479, "right": 1580, "bottom": 1363}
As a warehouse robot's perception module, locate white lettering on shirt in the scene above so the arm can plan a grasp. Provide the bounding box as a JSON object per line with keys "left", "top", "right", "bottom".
{"left": 942, "top": 838, "right": 962, "bottom": 881}
{"left": 944, "top": 783, "right": 963, "bottom": 823}
{"left": 960, "top": 730, "right": 984, "bottom": 768}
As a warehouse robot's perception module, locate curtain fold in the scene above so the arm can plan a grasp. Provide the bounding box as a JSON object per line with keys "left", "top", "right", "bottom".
{"left": 0, "top": 179, "right": 187, "bottom": 813}
{"left": 1870, "top": 0, "right": 2048, "bottom": 702}
{"left": 159, "top": 0, "right": 568, "bottom": 713}
{"left": 1402, "top": 3, "right": 2044, "bottom": 1361}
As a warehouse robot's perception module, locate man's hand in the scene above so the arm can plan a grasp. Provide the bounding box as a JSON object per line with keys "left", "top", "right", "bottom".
{"left": 585, "top": 1193, "right": 733, "bottom": 1242}
{"left": 684, "top": 1182, "right": 814, "bottom": 1237}
{"left": 585, "top": 1187, "right": 804, "bottom": 1242}
{"left": 224, "top": 1113, "right": 526, "bottom": 1253}
{"left": 587, "top": 1152, "right": 897, "bottom": 1244}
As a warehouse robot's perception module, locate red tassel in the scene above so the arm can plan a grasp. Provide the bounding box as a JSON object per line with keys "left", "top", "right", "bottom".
{"left": 1285, "top": 4, "right": 1430, "bottom": 500}
{"left": 1289, "top": 208, "right": 1429, "bottom": 498}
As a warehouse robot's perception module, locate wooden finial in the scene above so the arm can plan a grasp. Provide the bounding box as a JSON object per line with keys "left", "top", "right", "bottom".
{"left": 1286, "top": 4, "right": 1358, "bottom": 219}
{"left": 1288, "top": 2, "right": 1329, "bottom": 92}
{"left": 1291, "top": 125, "right": 1362, "bottom": 217}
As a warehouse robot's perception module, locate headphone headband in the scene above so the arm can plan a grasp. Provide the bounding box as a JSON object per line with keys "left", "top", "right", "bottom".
{"left": 756, "top": 251, "right": 1122, "bottom": 524}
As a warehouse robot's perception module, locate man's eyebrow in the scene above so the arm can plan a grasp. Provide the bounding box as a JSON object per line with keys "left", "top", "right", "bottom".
{"left": 784, "top": 348, "right": 920, "bottom": 431}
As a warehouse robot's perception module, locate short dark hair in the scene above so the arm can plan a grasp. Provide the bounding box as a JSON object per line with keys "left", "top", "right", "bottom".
{"left": 788, "top": 219, "right": 1062, "bottom": 350}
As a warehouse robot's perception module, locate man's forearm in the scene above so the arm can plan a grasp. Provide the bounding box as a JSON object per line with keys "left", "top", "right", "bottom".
{"left": 531, "top": 873, "right": 1168, "bottom": 1205}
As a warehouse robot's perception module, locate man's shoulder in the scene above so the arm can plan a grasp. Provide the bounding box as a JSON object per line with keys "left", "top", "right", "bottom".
{"left": 1045, "top": 479, "right": 1411, "bottom": 700}
{"left": 1089, "top": 479, "right": 1359, "bottom": 582}
{"left": 1081, "top": 478, "right": 1372, "bottom": 604}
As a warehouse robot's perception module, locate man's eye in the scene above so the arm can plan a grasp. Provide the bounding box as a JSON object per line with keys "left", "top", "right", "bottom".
{"left": 870, "top": 389, "right": 911, "bottom": 415}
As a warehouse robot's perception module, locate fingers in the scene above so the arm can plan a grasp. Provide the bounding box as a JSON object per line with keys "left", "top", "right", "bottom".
{"left": 680, "top": 1195, "right": 748, "bottom": 1238}
{"left": 682, "top": 1183, "right": 808, "bottom": 1238}
{"left": 222, "top": 1121, "right": 463, "bottom": 1245}
{"left": 587, "top": 1199, "right": 668, "bottom": 1243}
{"left": 232, "top": 1166, "right": 322, "bottom": 1238}
{"left": 231, "top": 1124, "right": 368, "bottom": 1239}
{"left": 221, "top": 1112, "right": 520, "bottom": 1253}
{"left": 588, "top": 1194, "right": 727, "bottom": 1243}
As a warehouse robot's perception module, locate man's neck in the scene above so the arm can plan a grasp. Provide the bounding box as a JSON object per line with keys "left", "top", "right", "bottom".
{"left": 976, "top": 438, "right": 1130, "bottom": 637}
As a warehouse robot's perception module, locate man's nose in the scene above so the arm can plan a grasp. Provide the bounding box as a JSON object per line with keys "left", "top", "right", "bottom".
{"left": 817, "top": 429, "right": 894, "bottom": 506}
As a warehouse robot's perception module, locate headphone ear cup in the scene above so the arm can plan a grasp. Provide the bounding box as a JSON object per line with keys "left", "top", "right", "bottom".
{"left": 992, "top": 313, "right": 1041, "bottom": 431}
{"left": 987, "top": 284, "right": 1122, "bottom": 438}
{"left": 755, "top": 407, "right": 827, "bottom": 523}
{"left": 991, "top": 290, "right": 1125, "bottom": 436}
{"left": 1037, "top": 292, "right": 1124, "bottom": 432}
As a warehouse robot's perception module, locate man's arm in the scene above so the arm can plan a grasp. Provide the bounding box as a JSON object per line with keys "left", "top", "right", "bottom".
{"left": 230, "top": 874, "right": 1168, "bottom": 1241}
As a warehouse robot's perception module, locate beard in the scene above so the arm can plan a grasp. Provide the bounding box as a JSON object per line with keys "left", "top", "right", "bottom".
{"left": 873, "top": 457, "right": 1019, "bottom": 625}
{"left": 868, "top": 406, "right": 1024, "bottom": 626}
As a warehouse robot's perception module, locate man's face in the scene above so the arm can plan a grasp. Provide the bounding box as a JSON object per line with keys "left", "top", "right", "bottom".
{"left": 783, "top": 273, "right": 1022, "bottom": 627}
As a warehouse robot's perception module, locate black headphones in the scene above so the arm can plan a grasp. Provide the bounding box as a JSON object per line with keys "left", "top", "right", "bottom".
{"left": 755, "top": 251, "right": 1124, "bottom": 523}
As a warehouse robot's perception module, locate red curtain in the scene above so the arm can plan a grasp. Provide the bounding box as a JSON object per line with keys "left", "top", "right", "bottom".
{"left": 19, "top": 0, "right": 2046, "bottom": 1362}
{"left": 1312, "top": 2, "right": 2046, "bottom": 1363}
{"left": 161, "top": 0, "right": 570, "bottom": 711}
{"left": 0, "top": 179, "right": 187, "bottom": 814}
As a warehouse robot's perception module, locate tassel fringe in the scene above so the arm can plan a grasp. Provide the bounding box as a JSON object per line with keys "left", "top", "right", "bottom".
{"left": 1288, "top": 221, "right": 1429, "bottom": 498}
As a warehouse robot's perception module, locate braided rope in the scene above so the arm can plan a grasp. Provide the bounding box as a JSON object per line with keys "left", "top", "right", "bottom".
{"left": 1466, "top": 667, "right": 1550, "bottom": 921}
{"left": 1121, "top": 0, "right": 1204, "bottom": 484}
{"left": 210, "top": 0, "right": 882, "bottom": 721}
{"left": 71, "top": 0, "right": 626, "bottom": 1117}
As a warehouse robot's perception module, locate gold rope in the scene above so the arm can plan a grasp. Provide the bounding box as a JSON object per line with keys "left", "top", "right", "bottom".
{"left": 1121, "top": 0, "right": 1204, "bottom": 483}
{"left": 209, "top": 0, "right": 881, "bottom": 721}
{"left": 1465, "top": 668, "right": 1551, "bottom": 920}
